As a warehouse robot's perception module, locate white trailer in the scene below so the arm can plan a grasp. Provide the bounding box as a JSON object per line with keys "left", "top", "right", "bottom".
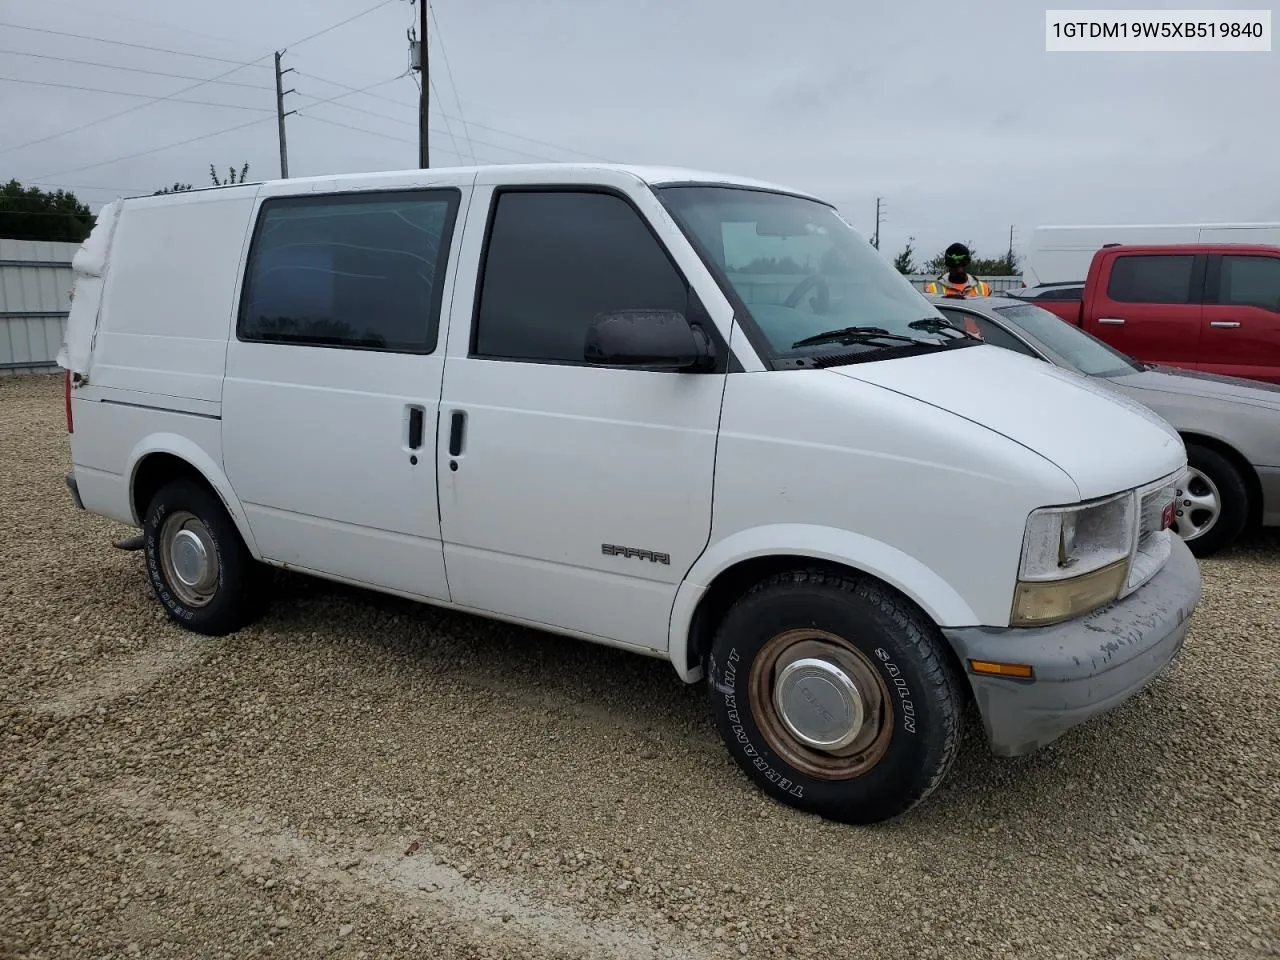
{"left": 1024, "top": 222, "right": 1280, "bottom": 286}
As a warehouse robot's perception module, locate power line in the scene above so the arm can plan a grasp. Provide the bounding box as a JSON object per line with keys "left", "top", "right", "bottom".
{"left": 299, "top": 113, "right": 415, "bottom": 146}
{"left": 21, "top": 0, "right": 415, "bottom": 109}
{"left": 297, "top": 114, "right": 490, "bottom": 165}
{"left": 0, "top": 47, "right": 273, "bottom": 91}
{"left": 428, "top": 2, "right": 475, "bottom": 163}
{"left": 427, "top": 70, "right": 465, "bottom": 165}
{"left": 35, "top": 116, "right": 276, "bottom": 181}
{"left": 293, "top": 72, "right": 414, "bottom": 115}
{"left": 288, "top": 0, "right": 398, "bottom": 50}
{"left": 1, "top": 0, "right": 398, "bottom": 159}
{"left": 33, "top": 70, "right": 411, "bottom": 182}
{"left": 0, "top": 55, "right": 274, "bottom": 158}
{"left": 0, "top": 75, "right": 275, "bottom": 112}
{"left": 292, "top": 69, "right": 612, "bottom": 161}
{"left": 298, "top": 113, "right": 474, "bottom": 161}
{"left": 292, "top": 87, "right": 418, "bottom": 128}
{"left": 297, "top": 94, "right": 560, "bottom": 162}
{"left": 0, "top": 21, "right": 274, "bottom": 69}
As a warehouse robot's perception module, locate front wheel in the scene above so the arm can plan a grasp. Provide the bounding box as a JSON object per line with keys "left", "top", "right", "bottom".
{"left": 143, "top": 479, "right": 261, "bottom": 635}
{"left": 706, "top": 570, "right": 965, "bottom": 825}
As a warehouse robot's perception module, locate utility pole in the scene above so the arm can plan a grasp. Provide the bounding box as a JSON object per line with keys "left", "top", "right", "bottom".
{"left": 872, "top": 197, "right": 884, "bottom": 250}
{"left": 274, "top": 51, "right": 296, "bottom": 179}
{"left": 414, "top": 0, "right": 429, "bottom": 168}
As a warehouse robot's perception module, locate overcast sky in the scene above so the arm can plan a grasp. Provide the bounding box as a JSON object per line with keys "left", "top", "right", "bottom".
{"left": 2, "top": 0, "right": 1276, "bottom": 266}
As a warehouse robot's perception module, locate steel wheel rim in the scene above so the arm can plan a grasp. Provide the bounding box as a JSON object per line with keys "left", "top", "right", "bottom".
{"left": 1172, "top": 468, "right": 1221, "bottom": 541}
{"left": 158, "top": 510, "right": 220, "bottom": 607}
{"left": 748, "top": 628, "right": 894, "bottom": 781}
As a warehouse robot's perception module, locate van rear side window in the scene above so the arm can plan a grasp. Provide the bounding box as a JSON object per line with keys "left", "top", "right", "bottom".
{"left": 238, "top": 189, "right": 460, "bottom": 353}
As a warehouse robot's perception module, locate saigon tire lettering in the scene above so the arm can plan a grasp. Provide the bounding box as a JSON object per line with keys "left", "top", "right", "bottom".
{"left": 875, "top": 646, "right": 917, "bottom": 734}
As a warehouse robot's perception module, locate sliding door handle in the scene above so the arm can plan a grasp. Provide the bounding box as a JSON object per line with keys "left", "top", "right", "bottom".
{"left": 448, "top": 410, "right": 467, "bottom": 457}
{"left": 1209, "top": 320, "right": 1241, "bottom": 329}
{"left": 1097, "top": 317, "right": 1126, "bottom": 326}
{"left": 407, "top": 406, "right": 425, "bottom": 449}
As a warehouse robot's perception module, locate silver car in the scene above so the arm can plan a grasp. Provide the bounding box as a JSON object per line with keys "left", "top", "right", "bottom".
{"left": 927, "top": 294, "right": 1280, "bottom": 557}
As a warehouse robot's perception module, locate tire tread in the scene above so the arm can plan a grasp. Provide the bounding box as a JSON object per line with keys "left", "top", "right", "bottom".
{"left": 709, "top": 567, "right": 966, "bottom": 822}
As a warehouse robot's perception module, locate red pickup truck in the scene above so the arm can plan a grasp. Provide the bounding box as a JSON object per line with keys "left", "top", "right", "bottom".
{"left": 1014, "top": 244, "right": 1280, "bottom": 384}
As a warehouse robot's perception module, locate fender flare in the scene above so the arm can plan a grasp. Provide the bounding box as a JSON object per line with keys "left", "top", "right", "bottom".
{"left": 126, "top": 433, "right": 262, "bottom": 559}
{"left": 666, "top": 523, "right": 980, "bottom": 682}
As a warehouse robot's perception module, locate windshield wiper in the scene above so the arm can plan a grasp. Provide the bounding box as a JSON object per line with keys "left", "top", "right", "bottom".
{"left": 907, "top": 318, "right": 979, "bottom": 340}
{"left": 790, "top": 326, "right": 927, "bottom": 350}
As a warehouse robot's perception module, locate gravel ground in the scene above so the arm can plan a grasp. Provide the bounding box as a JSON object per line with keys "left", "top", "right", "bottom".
{"left": 2, "top": 372, "right": 1277, "bottom": 960}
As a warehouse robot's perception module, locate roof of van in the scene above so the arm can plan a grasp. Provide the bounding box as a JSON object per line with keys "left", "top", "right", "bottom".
{"left": 117, "top": 163, "right": 829, "bottom": 204}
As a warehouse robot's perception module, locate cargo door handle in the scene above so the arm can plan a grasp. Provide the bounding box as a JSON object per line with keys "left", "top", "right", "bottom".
{"left": 1209, "top": 320, "right": 1241, "bottom": 328}
{"left": 448, "top": 411, "right": 467, "bottom": 457}
{"left": 1097, "top": 317, "right": 1126, "bottom": 325}
{"left": 407, "top": 406, "right": 425, "bottom": 449}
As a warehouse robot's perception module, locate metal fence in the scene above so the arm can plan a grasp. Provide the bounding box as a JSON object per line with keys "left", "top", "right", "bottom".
{"left": 905, "top": 274, "right": 1024, "bottom": 293}
{"left": 0, "top": 239, "right": 77, "bottom": 377}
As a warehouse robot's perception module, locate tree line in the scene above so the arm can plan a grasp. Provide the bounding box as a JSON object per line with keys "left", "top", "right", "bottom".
{"left": 891, "top": 236, "right": 1020, "bottom": 276}
{"left": 0, "top": 163, "right": 251, "bottom": 243}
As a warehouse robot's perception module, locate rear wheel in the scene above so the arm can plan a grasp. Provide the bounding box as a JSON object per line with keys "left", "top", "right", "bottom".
{"left": 143, "top": 479, "right": 261, "bottom": 635}
{"left": 1174, "top": 443, "right": 1248, "bottom": 558}
{"left": 705, "top": 569, "right": 965, "bottom": 825}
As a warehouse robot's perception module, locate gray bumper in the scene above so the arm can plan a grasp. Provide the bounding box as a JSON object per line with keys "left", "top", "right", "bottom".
{"left": 65, "top": 472, "right": 84, "bottom": 510}
{"left": 942, "top": 536, "right": 1202, "bottom": 758}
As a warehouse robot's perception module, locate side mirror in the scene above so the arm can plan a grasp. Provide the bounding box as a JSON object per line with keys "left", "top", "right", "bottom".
{"left": 584, "top": 309, "right": 717, "bottom": 371}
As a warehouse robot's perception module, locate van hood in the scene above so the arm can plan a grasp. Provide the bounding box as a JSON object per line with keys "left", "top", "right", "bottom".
{"left": 829, "top": 345, "right": 1186, "bottom": 500}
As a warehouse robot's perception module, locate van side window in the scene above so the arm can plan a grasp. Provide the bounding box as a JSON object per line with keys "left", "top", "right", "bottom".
{"left": 1106, "top": 255, "right": 1195, "bottom": 305}
{"left": 238, "top": 189, "right": 460, "bottom": 353}
{"left": 473, "top": 190, "right": 688, "bottom": 363}
{"left": 1219, "top": 255, "right": 1280, "bottom": 312}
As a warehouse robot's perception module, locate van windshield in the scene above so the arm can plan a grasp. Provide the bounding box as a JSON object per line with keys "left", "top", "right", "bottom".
{"left": 657, "top": 185, "right": 965, "bottom": 362}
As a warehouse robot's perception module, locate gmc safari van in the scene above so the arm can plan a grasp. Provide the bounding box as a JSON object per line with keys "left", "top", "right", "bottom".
{"left": 59, "top": 164, "right": 1202, "bottom": 824}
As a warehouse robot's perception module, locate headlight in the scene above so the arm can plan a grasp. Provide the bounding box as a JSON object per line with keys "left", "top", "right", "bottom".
{"left": 1011, "top": 492, "right": 1136, "bottom": 627}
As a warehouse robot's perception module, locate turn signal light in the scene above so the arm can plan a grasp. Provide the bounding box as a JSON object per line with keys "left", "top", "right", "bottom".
{"left": 968, "top": 660, "right": 1034, "bottom": 680}
{"left": 64, "top": 369, "right": 73, "bottom": 434}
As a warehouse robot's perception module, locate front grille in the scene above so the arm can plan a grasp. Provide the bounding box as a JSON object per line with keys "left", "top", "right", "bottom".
{"left": 1123, "top": 472, "right": 1181, "bottom": 595}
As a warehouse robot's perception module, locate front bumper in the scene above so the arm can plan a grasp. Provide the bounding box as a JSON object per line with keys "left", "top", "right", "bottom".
{"left": 942, "top": 536, "right": 1202, "bottom": 757}
{"left": 65, "top": 472, "right": 84, "bottom": 510}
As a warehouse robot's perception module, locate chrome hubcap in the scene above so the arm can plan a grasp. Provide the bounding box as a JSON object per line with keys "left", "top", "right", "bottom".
{"left": 1172, "top": 468, "right": 1221, "bottom": 541}
{"left": 773, "top": 657, "right": 865, "bottom": 750}
{"left": 159, "top": 511, "right": 220, "bottom": 607}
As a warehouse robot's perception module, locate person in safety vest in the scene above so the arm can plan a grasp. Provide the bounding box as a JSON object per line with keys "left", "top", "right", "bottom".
{"left": 924, "top": 242, "right": 992, "bottom": 298}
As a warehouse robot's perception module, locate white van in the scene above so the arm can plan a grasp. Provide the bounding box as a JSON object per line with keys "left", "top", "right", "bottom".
{"left": 1025, "top": 221, "right": 1280, "bottom": 285}
{"left": 59, "top": 164, "right": 1202, "bottom": 824}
